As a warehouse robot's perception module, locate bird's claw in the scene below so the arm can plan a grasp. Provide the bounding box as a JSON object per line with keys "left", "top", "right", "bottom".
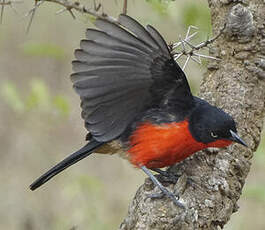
{"left": 147, "top": 190, "right": 184, "bottom": 208}
{"left": 152, "top": 168, "right": 180, "bottom": 184}
{"left": 141, "top": 166, "right": 185, "bottom": 209}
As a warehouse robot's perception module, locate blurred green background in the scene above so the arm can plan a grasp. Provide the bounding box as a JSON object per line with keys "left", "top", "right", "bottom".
{"left": 0, "top": 0, "right": 264, "bottom": 229}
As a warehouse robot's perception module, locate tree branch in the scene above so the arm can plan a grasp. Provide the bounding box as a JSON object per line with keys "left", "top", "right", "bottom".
{"left": 123, "top": 0, "right": 127, "bottom": 15}
{"left": 43, "top": 0, "right": 117, "bottom": 22}
{"left": 119, "top": 1, "right": 265, "bottom": 229}
{"left": 25, "top": 0, "right": 117, "bottom": 32}
{"left": 0, "top": 0, "right": 22, "bottom": 5}
{"left": 0, "top": 0, "right": 22, "bottom": 23}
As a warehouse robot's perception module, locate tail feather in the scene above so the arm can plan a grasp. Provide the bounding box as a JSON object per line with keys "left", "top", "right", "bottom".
{"left": 30, "top": 140, "right": 103, "bottom": 191}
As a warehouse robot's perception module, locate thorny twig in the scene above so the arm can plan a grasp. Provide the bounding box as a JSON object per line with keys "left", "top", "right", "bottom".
{"left": 24, "top": 0, "right": 117, "bottom": 32}
{"left": 40, "top": 0, "right": 116, "bottom": 21}
{"left": 0, "top": 0, "right": 22, "bottom": 23}
{"left": 0, "top": 0, "right": 23, "bottom": 5}
{"left": 123, "top": 0, "right": 127, "bottom": 15}
{"left": 1, "top": 0, "right": 5, "bottom": 23}
{"left": 93, "top": 0, "right": 101, "bottom": 11}
{"left": 25, "top": 0, "right": 45, "bottom": 33}
{"left": 21, "top": 0, "right": 224, "bottom": 69}
{"left": 171, "top": 24, "right": 226, "bottom": 70}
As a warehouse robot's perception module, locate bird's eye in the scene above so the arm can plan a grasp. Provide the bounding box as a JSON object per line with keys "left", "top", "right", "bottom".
{"left": 210, "top": 132, "right": 218, "bottom": 138}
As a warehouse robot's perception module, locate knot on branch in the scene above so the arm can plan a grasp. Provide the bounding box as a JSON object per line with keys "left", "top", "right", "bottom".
{"left": 226, "top": 3, "right": 255, "bottom": 43}
{"left": 244, "top": 57, "right": 265, "bottom": 79}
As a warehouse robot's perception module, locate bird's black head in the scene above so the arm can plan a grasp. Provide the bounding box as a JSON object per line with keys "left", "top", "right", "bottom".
{"left": 189, "top": 104, "right": 247, "bottom": 146}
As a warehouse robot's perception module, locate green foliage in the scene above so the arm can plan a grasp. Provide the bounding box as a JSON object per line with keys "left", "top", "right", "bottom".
{"left": 1, "top": 79, "right": 70, "bottom": 117}
{"left": 181, "top": 2, "right": 212, "bottom": 34}
{"left": 82, "top": 14, "right": 97, "bottom": 24}
{"left": 21, "top": 42, "right": 65, "bottom": 60}
{"left": 53, "top": 95, "right": 70, "bottom": 117}
{"left": 145, "top": 0, "right": 173, "bottom": 16}
{"left": 26, "top": 79, "right": 50, "bottom": 110}
{"left": 1, "top": 82, "right": 25, "bottom": 113}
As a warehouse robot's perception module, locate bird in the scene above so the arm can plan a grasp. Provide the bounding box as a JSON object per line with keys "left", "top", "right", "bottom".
{"left": 30, "top": 14, "right": 247, "bottom": 207}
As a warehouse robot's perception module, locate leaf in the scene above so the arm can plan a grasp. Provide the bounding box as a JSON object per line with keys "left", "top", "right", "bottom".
{"left": 26, "top": 79, "right": 50, "bottom": 110}
{"left": 22, "top": 42, "right": 65, "bottom": 60}
{"left": 145, "top": 0, "right": 171, "bottom": 16}
{"left": 82, "top": 14, "right": 96, "bottom": 24}
{"left": 1, "top": 82, "right": 25, "bottom": 113}
{"left": 181, "top": 3, "right": 212, "bottom": 34}
{"left": 53, "top": 95, "right": 70, "bottom": 117}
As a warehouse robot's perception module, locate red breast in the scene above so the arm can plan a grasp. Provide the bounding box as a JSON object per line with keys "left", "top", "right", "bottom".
{"left": 128, "top": 121, "right": 232, "bottom": 168}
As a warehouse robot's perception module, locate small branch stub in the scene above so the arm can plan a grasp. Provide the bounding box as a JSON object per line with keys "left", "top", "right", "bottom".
{"left": 226, "top": 3, "right": 255, "bottom": 42}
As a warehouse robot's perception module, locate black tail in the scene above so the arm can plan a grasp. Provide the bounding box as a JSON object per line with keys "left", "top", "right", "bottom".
{"left": 30, "top": 140, "right": 103, "bottom": 191}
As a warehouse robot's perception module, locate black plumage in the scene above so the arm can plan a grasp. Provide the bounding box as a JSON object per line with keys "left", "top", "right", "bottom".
{"left": 71, "top": 14, "right": 194, "bottom": 142}
{"left": 30, "top": 14, "right": 246, "bottom": 192}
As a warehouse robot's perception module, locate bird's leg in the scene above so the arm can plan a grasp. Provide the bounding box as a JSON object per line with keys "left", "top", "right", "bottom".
{"left": 141, "top": 166, "right": 185, "bottom": 208}
{"left": 153, "top": 168, "right": 198, "bottom": 191}
{"left": 151, "top": 168, "right": 180, "bottom": 183}
{"left": 151, "top": 168, "right": 168, "bottom": 176}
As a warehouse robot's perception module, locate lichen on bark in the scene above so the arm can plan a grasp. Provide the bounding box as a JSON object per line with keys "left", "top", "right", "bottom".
{"left": 119, "top": 1, "right": 265, "bottom": 229}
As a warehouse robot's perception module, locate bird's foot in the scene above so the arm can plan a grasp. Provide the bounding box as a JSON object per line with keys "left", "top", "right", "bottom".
{"left": 141, "top": 166, "right": 185, "bottom": 209}
{"left": 147, "top": 189, "right": 184, "bottom": 208}
{"left": 152, "top": 168, "right": 180, "bottom": 184}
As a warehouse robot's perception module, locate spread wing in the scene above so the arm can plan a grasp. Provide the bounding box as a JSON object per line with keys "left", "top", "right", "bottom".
{"left": 71, "top": 14, "right": 194, "bottom": 142}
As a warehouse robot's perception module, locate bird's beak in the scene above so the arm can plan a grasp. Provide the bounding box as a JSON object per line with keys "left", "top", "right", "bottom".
{"left": 229, "top": 130, "right": 248, "bottom": 147}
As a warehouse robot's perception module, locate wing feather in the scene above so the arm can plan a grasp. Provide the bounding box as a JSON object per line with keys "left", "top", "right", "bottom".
{"left": 118, "top": 14, "right": 160, "bottom": 50}
{"left": 95, "top": 19, "right": 153, "bottom": 53}
{"left": 71, "top": 14, "right": 193, "bottom": 142}
{"left": 146, "top": 25, "right": 171, "bottom": 56}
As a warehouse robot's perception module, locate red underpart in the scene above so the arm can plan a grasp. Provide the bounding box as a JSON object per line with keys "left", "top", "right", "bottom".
{"left": 128, "top": 121, "right": 232, "bottom": 169}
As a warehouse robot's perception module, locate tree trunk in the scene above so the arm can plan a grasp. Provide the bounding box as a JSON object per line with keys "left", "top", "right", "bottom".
{"left": 119, "top": 1, "right": 265, "bottom": 229}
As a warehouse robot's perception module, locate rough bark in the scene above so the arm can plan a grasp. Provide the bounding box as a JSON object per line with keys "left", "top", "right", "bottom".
{"left": 119, "top": 1, "right": 265, "bottom": 229}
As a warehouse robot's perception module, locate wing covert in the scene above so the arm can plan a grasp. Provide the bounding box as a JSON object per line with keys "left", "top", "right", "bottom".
{"left": 71, "top": 14, "right": 194, "bottom": 142}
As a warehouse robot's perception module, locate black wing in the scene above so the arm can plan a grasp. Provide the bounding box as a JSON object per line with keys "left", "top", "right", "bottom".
{"left": 71, "top": 14, "right": 194, "bottom": 142}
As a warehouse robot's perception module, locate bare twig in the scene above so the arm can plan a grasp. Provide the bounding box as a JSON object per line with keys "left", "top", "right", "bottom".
{"left": 193, "top": 52, "right": 220, "bottom": 61}
{"left": 55, "top": 7, "right": 67, "bottom": 15}
{"left": 93, "top": 0, "right": 101, "bottom": 11}
{"left": 182, "top": 55, "right": 191, "bottom": 70}
{"left": 23, "top": 0, "right": 223, "bottom": 70}
{"left": 68, "top": 8, "right": 75, "bottom": 19}
{"left": 44, "top": 0, "right": 117, "bottom": 23}
{"left": 26, "top": 0, "right": 45, "bottom": 33}
{"left": 25, "top": 0, "right": 117, "bottom": 32}
{"left": 172, "top": 24, "right": 226, "bottom": 69}
{"left": 0, "top": 0, "right": 24, "bottom": 6}
{"left": 1, "top": 0, "right": 5, "bottom": 23}
{"left": 123, "top": 0, "right": 127, "bottom": 15}
{"left": 192, "top": 24, "right": 226, "bottom": 51}
{"left": 190, "top": 55, "right": 201, "bottom": 64}
{"left": 172, "top": 32, "right": 198, "bottom": 50}
{"left": 0, "top": 0, "right": 22, "bottom": 22}
{"left": 0, "top": 0, "right": 9, "bottom": 5}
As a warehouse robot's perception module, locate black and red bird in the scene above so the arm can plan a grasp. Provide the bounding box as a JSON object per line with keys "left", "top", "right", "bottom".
{"left": 30, "top": 14, "right": 247, "bottom": 206}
